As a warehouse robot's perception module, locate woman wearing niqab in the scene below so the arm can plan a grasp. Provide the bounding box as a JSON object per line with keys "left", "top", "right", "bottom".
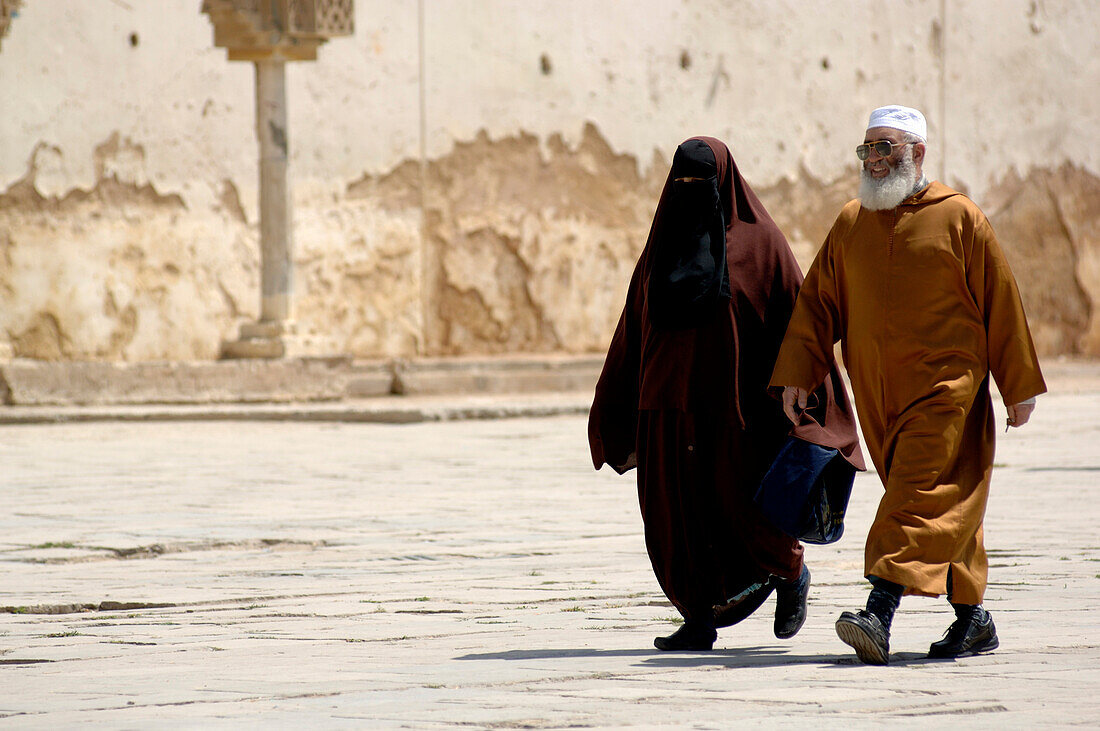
{"left": 589, "top": 137, "right": 865, "bottom": 650}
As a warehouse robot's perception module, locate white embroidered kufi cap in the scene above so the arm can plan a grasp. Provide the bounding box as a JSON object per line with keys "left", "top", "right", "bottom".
{"left": 866, "top": 105, "right": 927, "bottom": 141}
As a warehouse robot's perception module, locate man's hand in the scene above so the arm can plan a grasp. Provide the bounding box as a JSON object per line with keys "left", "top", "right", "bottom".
{"left": 1006, "top": 401, "right": 1036, "bottom": 429}
{"left": 781, "top": 386, "right": 809, "bottom": 425}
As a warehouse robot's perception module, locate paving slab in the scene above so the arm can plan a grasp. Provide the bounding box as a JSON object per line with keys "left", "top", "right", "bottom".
{"left": 0, "top": 369, "right": 1098, "bottom": 727}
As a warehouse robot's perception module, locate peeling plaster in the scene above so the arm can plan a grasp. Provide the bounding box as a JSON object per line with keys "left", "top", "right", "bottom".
{"left": 0, "top": 137, "right": 186, "bottom": 214}
{"left": 1, "top": 123, "right": 1099, "bottom": 361}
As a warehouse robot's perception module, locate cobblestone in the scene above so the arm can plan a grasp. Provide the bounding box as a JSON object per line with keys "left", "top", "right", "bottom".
{"left": 0, "top": 367, "right": 1098, "bottom": 727}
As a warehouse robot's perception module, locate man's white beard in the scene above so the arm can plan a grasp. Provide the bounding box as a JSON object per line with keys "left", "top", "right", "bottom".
{"left": 859, "top": 148, "right": 919, "bottom": 211}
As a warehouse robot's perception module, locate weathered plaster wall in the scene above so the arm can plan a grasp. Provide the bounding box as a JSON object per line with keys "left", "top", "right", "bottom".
{"left": 1, "top": 0, "right": 1098, "bottom": 361}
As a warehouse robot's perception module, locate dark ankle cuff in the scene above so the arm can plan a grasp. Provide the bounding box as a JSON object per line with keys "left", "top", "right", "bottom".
{"left": 950, "top": 602, "right": 982, "bottom": 620}
{"left": 868, "top": 575, "right": 905, "bottom": 597}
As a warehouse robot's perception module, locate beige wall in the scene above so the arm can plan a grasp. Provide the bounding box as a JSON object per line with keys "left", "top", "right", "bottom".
{"left": 1, "top": 0, "right": 1098, "bottom": 360}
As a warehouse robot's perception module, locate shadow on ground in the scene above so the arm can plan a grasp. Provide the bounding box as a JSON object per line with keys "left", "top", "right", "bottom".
{"left": 456, "top": 647, "right": 935, "bottom": 668}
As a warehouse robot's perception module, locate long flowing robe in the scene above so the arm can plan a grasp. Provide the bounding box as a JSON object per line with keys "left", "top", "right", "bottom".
{"left": 769, "top": 181, "right": 1046, "bottom": 604}
{"left": 589, "top": 137, "right": 864, "bottom": 624}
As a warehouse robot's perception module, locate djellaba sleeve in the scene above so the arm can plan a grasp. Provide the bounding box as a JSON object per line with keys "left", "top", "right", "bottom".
{"left": 769, "top": 225, "right": 844, "bottom": 395}
{"left": 966, "top": 217, "right": 1047, "bottom": 405}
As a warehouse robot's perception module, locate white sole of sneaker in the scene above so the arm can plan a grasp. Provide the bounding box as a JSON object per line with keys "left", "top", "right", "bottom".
{"left": 836, "top": 618, "right": 889, "bottom": 665}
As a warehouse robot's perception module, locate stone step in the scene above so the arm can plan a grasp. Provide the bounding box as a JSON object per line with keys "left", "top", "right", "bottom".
{"left": 0, "top": 355, "right": 604, "bottom": 406}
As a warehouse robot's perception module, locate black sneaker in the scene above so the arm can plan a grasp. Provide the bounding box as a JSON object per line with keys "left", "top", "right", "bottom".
{"left": 773, "top": 565, "right": 811, "bottom": 639}
{"left": 654, "top": 621, "right": 717, "bottom": 651}
{"left": 835, "top": 609, "right": 890, "bottom": 665}
{"left": 928, "top": 608, "right": 999, "bottom": 659}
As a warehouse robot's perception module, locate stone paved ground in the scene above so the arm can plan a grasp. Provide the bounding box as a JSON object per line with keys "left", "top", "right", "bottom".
{"left": 1, "top": 370, "right": 1098, "bottom": 727}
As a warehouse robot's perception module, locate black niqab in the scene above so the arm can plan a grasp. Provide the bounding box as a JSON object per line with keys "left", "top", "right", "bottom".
{"left": 646, "top": 139, "right": 731, "bottom": 329}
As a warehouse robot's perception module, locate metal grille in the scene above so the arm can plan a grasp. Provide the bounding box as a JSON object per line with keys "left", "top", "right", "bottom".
{"left": 314, "top": 0, "right": 354, "bottom": 35}
{"left": 287, "top": 0, "right": 354, "bottom": 36}
{"left": 203, "top": 0, "right": 353, "bottom": 60}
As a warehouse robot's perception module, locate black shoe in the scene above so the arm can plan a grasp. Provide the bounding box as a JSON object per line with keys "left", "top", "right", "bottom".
{"left": 712, "top": 581, "right": 775, "bottom": 629}
{"left": 654, "top": 621, "right": 717, "bottom": 651}
{"left": 773, "top": 565, "right": 810, "bottom": 639}
{"left": 928, "top": 608, "right": 999, "bottom": 659}
{"left": 835, "top": 610, "right": 890, "bottom": 665}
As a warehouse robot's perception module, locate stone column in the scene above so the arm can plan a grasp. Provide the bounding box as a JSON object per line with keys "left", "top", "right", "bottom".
{"left": 223, "top": 61, "right": 295, "bottom": 358}
{"left": 256, "top": 59, "right": 292, "bottom": 324}
{"left": 203, "top": 0, "right": 354, "bottom": 359}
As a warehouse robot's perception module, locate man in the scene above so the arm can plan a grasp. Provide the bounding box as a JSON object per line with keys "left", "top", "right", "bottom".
{"left": 769, "top": 105, "right": 1046, "bottom": 665}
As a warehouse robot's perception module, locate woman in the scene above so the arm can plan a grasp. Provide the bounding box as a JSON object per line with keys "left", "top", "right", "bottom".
{"left": 588, "top": 137, "right": 864, "bottom": 651}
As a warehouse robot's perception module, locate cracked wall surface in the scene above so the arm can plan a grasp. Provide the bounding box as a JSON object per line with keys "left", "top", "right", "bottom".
{"left": 1, "top": 1, "right": 1098, "bottom": 361}
{"left": 343, "top": 124, "right": 665, "bottom": 356}
{"left": 982, "top": 165, "right": 1100, "bottom": 356}
{"left": 0, "top": 137, "right": 253, "bottom": 361}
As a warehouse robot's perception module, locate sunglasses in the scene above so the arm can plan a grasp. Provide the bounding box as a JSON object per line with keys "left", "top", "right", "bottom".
{"left": 856, "top": 140, "right": 913, "bottom": 161}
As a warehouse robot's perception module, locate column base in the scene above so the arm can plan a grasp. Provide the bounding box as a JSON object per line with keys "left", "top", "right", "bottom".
{"left": 220, "top": 321, "right": 333, "bottom": 360}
